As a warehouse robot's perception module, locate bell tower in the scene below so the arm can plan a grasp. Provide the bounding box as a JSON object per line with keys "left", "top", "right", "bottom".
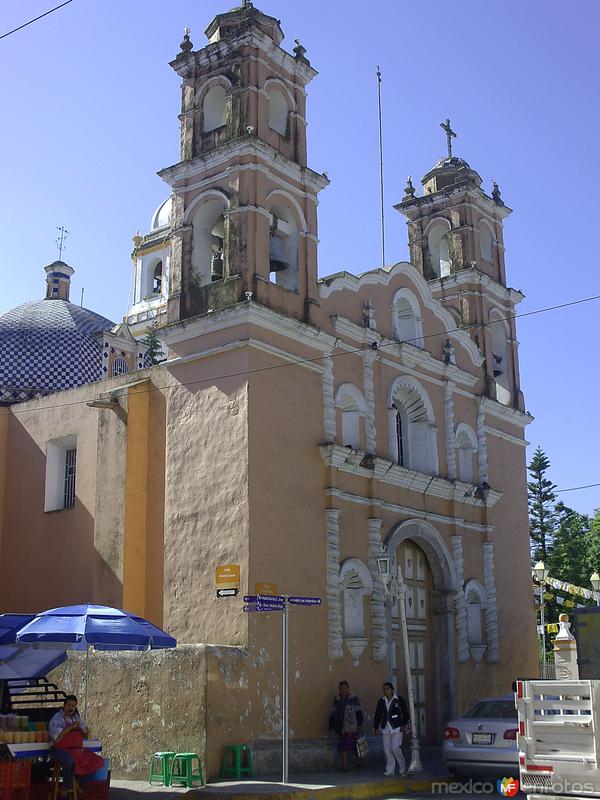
{"left": 160, "top": 2, "right": 328, "bottom": 326}
{"left": 395, "top": 121, "right": 525, "bottom": 411}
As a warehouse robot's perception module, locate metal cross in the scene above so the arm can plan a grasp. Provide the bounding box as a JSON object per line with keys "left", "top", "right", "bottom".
{"left": 56, "top": 226, "right": 69, "bottom": 260}
{"left": 440, "top": 118, "right": 457, "bottom": 158}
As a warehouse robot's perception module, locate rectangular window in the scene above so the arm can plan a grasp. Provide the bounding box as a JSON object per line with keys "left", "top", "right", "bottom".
{"left": 63, "top": 448, "right": 76, "bottom": 509}
{"left": 45, "top": 436, "right": 77, "bottom": 512}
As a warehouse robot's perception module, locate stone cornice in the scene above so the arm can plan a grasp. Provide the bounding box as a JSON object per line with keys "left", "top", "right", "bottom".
{"left": 319, "top": 443, "right": 502, "bottom": 508}
{"left": 158, "top": 137, "right": 329, "bottom": 196}
{"left": 330, "top": 316, "right": 480, "bottom": 387}
{"left": 428, "top": 267, "right": 525, "bottom": 306}
{"left": 318, "top": 262, "right": 482, "bottom": 367}
{"left": 481, "top": 397, "right": 533, "bottom": 430}
{"left": 164, "top": 300, "right": 337, "bottom": 353}
{"left": 324, "top": 486, "right": 494, "bottom": 535}
{"left": 395, "top": 184, "right": 512, "bottom": 220}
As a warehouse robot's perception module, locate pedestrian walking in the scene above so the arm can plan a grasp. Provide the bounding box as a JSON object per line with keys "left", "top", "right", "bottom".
{"left": 373, "top": 681, "right": 409, "bottom": 776}
{"left": 328, "top": 680, "right": 364, "bottom": 771}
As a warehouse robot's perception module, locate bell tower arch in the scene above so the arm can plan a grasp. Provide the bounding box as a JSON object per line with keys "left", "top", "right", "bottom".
{"left": 160, "top": 3, "right": 328, "bottom": 326}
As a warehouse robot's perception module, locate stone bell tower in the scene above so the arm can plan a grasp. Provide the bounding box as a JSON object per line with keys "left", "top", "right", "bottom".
{"left": 395, "top": 120, "right": 525, "bottom": 411}
{"left": 160, "top": 2, "right": 328, "bottom": 326}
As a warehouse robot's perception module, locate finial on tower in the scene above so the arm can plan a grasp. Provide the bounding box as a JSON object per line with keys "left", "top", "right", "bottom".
{"left": 293, "top": 38, "right": 308, "bottom": 62}
{"left": 440, "top": 118, "right": 457, "bottom": 158}
{"left": 491, "top": 180, "right": 504, "bottom": 206}
{"left": 55, "top": 226, "right": 69, "bottom": 261}
{"left": 403, "top": 176, "right": 415, "bottom": 200}
{"left": 180, "top": 27, "right": 193, "bottom": 52}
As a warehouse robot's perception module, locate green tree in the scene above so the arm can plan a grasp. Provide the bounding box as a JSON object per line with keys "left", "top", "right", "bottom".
{"left": 528, "top": 447, "right": 558, "bottom": 562}
{"left": 139, "top": 324, "right": 163, "bottom": 365}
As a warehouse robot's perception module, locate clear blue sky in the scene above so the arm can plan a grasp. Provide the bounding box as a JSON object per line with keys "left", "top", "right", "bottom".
{"left": 1, "top": 0, "right": 599, "bottom": 512}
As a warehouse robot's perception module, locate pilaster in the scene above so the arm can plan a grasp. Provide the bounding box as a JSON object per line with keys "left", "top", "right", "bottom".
{"left": 325, "top": 508, "right": 343, "bottom": 660}
{"left": 451, "top": 535, "right": 469, "bottom": 662}
{"left": 367, "top": 518, "right": 387, "bottom": 662}
{"left": 483, "top": 542, "right": 500, "bottom": 662}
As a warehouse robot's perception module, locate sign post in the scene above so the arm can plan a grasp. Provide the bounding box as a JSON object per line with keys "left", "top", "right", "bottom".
{"left": 240, "top": 593, "right": 321, "bottom": 784}
{"left": 215, "top": 564, "right": 240, "bottom": 598}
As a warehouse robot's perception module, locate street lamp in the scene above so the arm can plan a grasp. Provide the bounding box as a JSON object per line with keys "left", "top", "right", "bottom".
{"left": 377, "top": 544, "right": 423, "bottom": 774}
{"left": 533, "top": 561, "right": 548, "bottom": 663}
{"left": 590, "top": 572, "right": 600, "bottom": 604}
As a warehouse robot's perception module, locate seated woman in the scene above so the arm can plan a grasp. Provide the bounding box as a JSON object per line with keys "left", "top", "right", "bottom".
{"left": 49, "top": 695, "right": 104, "bottom": 794}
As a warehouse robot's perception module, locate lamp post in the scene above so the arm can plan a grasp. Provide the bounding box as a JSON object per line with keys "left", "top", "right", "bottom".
{"left": 534, "top": 561, "right": 549, "bottom": 663}
{"left": 377, "top": 544, "right": 423, "bottom": 774}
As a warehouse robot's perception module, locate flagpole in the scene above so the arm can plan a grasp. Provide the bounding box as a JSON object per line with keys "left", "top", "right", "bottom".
{"left": 376, "top": 66, "right": 385, "bottom": 269}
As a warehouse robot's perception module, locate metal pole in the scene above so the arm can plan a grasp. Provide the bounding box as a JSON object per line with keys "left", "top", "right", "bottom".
{"left": 83, "top": 645, "right": 90, "bottom": 723}
{"left": 376, "top": 66, "right": 385, "bottom": 269}
{"left": 282, "top": 598, "right": 289, "bottom": 784}
{"left": 540, "top": 584, "right": 546, "bottom": 667}
{"left": 397, "top": 577, "right": 423, "bottom": 773}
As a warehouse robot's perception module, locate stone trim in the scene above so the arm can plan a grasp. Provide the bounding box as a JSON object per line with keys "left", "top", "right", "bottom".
{"left": 483, "top": 542, "right": 500, "bottom": 662}
{"left": 367, "top": 518, "right": 387, "bottom": 662}
{"left": 477, "top": 398, "right": 489, "bottom": 484}
{"left": 451, "top": 535, "right": 470, "bottom": 662}
{"left": 323, "top": 355, "right": 336, "bottom": 444}
{"left": 362, "top": 350, "right": 376, "bottom": 453}
{"left": 445, "top": 381, "right": 456, "bottom": 480}
{"left": 325, "top": 509, "right": 343, "bottom": 660}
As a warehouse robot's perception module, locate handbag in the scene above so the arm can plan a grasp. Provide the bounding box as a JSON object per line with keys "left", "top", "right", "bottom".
{"left": 355, "top": 735, "right": 369, "bottom": 758}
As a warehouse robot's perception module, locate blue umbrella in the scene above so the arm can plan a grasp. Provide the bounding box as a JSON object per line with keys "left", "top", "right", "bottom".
{"left": 16, "top": 605, "right": 176, "bottom": 717}
{"left": 0, "top": 613, "right": 68, "bottom": 679}
{"left": 0, "top": 614, "right": 36, "bottom": 645}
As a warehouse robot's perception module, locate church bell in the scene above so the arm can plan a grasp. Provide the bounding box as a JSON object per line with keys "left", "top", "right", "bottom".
{"left": 211, "top": 251, "right": 223, "bottom": 281}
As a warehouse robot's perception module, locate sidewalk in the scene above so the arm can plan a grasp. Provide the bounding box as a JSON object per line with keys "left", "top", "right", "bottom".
{"left": 110, "top": 748, "right": 447, "bottom": 800}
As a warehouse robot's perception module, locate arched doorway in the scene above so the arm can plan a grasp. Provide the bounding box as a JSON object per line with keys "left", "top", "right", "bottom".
{"left": 385, "top": 521, "right": 457, "bottom": 743}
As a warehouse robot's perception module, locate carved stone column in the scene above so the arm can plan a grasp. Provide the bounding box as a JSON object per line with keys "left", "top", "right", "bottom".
{"left": 323, "top": 355, "right": 336, "bottom": 444}
{"left": 451, "top": 535, "right": 470, "bottom": 662}
{"left": 367, "top": 518, "right": 387, "bottom": 662}
{"left": 483, "top": 542, "right": 500, "bottom": 662}
{"left": 477, "top": 398, "right": 489, "bottom": 484}
{"left": 362, "top": 350, "right": 377, "bottom": 454}
{"left": 326, "top": 508, "right": 343, "bottom": 660}
{"left": 445, "top": 381, "right": 456, "bottom": 480}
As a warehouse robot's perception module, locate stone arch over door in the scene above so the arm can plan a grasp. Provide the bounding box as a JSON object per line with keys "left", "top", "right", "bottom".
{"left": 384, "top": 520, "right": 457, "bottom": 741}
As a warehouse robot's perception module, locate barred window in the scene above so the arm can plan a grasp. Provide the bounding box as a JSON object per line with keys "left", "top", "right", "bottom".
{"left": 63, "top": 448, "right": 76, "bottom": 509}
{"left": 112, "top": 356, "right": 129, "bottom": 376}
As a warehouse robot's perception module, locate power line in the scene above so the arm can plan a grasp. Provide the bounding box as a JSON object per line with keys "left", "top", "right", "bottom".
{"left": 0, "top": 0, "right": 74, "bottom": 42}
{"left": 2, "top": 289, "right": 600, "bottom": 418}
{"left": 556, "top": 482, "right": 600, "bottom": 495}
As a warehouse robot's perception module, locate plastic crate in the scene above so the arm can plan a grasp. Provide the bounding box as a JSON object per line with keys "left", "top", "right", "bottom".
{"left": 0, "top": 762, "right": 31, "bottom": 790}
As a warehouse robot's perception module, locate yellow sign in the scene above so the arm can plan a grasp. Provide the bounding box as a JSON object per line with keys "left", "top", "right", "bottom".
{"left": 216, "top": 564, "right": 240, "bottom": 590}
{"left": 255, "top": 582, "right": 278, "bottom": 596}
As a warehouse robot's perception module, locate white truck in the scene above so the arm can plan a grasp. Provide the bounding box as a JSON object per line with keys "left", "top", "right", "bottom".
{"left": 516, "top": 678, "right": 600, "bottom": 800}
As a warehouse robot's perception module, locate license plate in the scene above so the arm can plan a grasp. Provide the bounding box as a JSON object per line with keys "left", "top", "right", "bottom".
{"left": 472, "top": 732, "right": 493, "bottom": 745}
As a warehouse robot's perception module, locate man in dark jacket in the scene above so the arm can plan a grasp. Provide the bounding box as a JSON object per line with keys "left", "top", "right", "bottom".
{"left": 328, "top": 680, "right": 364, "bottom": 771}
{"left": 373, "top": 682, "right": 409, "bottom": 776}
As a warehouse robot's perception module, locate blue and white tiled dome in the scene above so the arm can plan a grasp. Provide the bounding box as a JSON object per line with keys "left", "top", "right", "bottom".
{"left": 0, "top": 263, "right": 114, "bottom": 404}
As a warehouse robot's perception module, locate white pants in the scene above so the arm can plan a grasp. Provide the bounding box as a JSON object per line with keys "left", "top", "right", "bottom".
{"left": 382, "top": 728, "right": 405, "bottom": 775}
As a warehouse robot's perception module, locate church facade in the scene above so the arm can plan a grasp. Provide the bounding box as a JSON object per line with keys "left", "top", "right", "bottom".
{"left": 0, "top": 2, "right": 537, "bottom": 776}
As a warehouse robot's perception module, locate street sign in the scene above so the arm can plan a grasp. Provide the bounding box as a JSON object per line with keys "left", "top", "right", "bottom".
{"left": 288, "top": 596, "right": 321, "bottom": 606}
{"left": 216, "top": 564, "right": 240, "bottom": 597}
{"left": 255, "top": 582, "right": 278, "bottom": 596}
{"left": 257, "top": 594, "right": 285, "bottom": 604}
{"left": 243, "top": 595, "right": 257, "bottom": 603}
{"left": 217, "top": 588, "right": 238, "bottom": 598}
{"left": 257, "top": 604, "right": 284, "bottom": 612}
{"left": 243, "top": 605, "right": 283, "bottom": 613}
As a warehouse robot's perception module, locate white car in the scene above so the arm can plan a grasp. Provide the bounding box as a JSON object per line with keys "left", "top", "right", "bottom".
{"left": 442, "top": 694, "right": 518, "bottom": 776}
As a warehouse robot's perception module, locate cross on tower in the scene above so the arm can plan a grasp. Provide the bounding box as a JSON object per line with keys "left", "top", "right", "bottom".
{"left": 440, "top": 118, "right": 457, "bottom": 158}
{"left": 56, "top": 226, "right": 69, "bottom": 260}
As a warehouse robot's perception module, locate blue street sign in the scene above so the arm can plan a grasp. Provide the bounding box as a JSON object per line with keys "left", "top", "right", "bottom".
{"left": 257, "top": 594, "right": 285, "bottom": 604}
{"left": 257, "top": 604, "right": 284, "bottom": 612}
{"left": 243, "top": 595, "right": 257, "bottom": 603}
{"left": 288, "top": 596, "right": 321, "bottom": 606}
{"left": 243, "top": 605, "right": 280, "bottom": 613}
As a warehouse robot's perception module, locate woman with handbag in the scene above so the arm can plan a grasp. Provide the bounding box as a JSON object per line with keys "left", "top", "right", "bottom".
{"left": 328, "top": 680, "right": 364, "bottom": 771}
{"left": 373, "top": 682, "right": 409, "bottom": 776}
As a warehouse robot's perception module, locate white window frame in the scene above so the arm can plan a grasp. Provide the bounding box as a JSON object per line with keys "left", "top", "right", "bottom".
{"left": 44, "top": 436, "right": 77, "bottom": 512}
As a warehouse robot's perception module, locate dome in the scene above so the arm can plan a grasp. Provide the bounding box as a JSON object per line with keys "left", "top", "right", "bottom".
{"left": 431, "top": 156, "right": 472, "bottom": 171}
{"left": 0, "top": 299, "right": 114, "bottom": 404}
{"left": 150, "top": 197, "right": 173, "bottom": 230}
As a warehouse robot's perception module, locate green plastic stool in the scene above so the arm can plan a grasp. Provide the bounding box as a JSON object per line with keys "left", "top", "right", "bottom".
{"left": 170, "top": 752, "right": 204, "bottom": 788}
{"left": 149, "top": 751, "right": 175, "bottom": 786}
{"left": 220, "top": 744, "right": 253, "bottom": 779}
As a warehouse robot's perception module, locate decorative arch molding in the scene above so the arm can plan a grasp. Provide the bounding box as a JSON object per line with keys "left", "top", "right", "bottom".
{"left": 340, "top": 557, "right": 373, "bottom": 594}
{"left": 385, "top": 519, "right": 457, "bottom": 593}
{"left": 194, "top": 74, "right": 232, "bottom": 106}
{"left": 265, "top": 189, "right": 308, "bottom": 232}
{"left": 264, "top": 77, "right": 297, "bottom": 110}
{"left": 478, "top": 218, "right": 495, "bottom": 262}
{"left": 391, "top": 287, "right": 424, "bottom": 347}
{"left": 423, "top": 216, "right": 451, "bottom": 237}
{"left": 488, "top": 306, "right": 510, "bottom": 334}
{"left": 318, "top": 262, "right": 482, "bottom": 367}
{"left": 455, "top": 422, "right": 478, "bottom": 451}
{"left": 184, "top": 189, "right": 231, "bottom": 225}
{"left": 335, "top": 383, "right": 367, "bottom": 415}
{"left": 388, "top": 375, "right": 435, "bottom": 423}
{"left": 464, "top": 578, "right": 487, "bottom": 606}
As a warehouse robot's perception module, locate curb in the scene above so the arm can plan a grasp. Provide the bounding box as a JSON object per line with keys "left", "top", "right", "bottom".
{"left": 186, "top": 774, "right": 445, "bottom": 799}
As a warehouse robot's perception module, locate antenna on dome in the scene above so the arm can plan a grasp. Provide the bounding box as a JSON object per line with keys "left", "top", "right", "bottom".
{"left": 56, "top": 226, "right": 69, "bottom": 260}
